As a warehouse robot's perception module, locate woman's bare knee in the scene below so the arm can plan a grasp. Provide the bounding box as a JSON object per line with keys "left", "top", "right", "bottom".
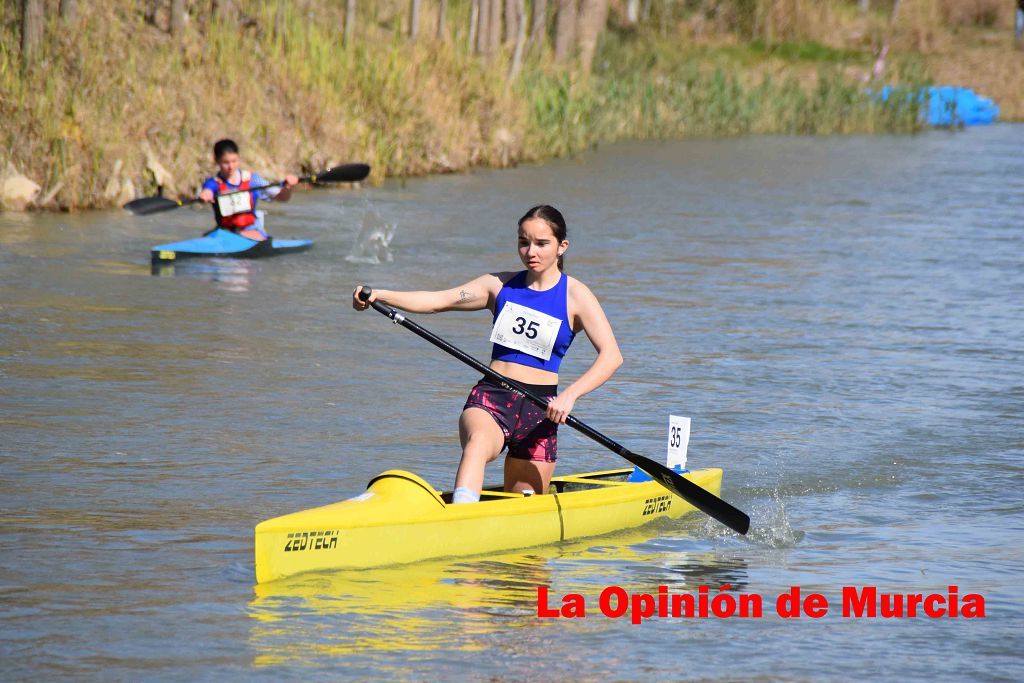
{"left": 504, "top": 458, "right": 555, "bottom": 494}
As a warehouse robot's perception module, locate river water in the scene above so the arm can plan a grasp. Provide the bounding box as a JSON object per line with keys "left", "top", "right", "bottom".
{"left": 1, "top": 126, "right": 1022, "bottom": 681}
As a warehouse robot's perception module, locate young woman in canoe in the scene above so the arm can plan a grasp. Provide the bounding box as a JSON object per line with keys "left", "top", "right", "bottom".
{"left": 198, "top": 139, "right": 299, "bottom": 241}
{"left": 352, "top": 205, "right": 622, "bottom": 503}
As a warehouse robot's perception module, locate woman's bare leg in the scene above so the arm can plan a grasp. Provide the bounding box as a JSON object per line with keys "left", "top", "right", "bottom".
{"left": 454, "top": 407, "right": 506, "bottom": 494}
{"left": 504, "top": 457, "right": 556, "bottom": 495}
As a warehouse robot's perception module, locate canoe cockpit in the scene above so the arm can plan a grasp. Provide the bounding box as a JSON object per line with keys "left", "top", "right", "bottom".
{"left": 441, "top": 467, "right": 636, "bottom": 503}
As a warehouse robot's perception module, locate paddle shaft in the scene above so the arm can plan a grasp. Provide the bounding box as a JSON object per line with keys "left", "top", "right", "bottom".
{"left": 211, "top": 162, "right": 370, "bottom": 199}
{"left": 123, "top": 179, "right": 300, "bottom": 215}
{"left": 124, "top": 163, "right": 370, "bottom": 215}
{"left": 359, "top": 288, "right": 750, "bottom": 535}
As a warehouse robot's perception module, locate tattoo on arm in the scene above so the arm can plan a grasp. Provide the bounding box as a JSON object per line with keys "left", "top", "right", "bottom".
{"left": 458, "top": 289, "right": 474, "bottom": 304}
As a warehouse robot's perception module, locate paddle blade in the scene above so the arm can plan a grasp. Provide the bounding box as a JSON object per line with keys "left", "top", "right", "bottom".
{"left": 314, "top": 163, "right": 371, "bottom": 184}
{"left": 625, "top": 452, "right": 751, "bottom": 535}
{"left": 123, "top": 196, "right": 185, "bottom": 215}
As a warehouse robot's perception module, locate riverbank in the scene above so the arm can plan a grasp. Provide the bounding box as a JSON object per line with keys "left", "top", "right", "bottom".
{"left": 2, "top": 1, "right": 1020, "bottom": 211}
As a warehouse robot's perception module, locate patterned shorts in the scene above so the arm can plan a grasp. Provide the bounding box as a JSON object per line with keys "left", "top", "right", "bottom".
{"left": 463, "top": 377, "right": 558, "bottom": 463}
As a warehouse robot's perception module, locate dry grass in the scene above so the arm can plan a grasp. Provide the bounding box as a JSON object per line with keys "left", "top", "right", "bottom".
{"left": 939, "top": 0, "right": 1006, "bottom": 27}
{"left": 2, "top": 0, "right": 1019, "bottom": 211}
{"left": 927, "top": 40, "right": 1024, "bottom": 119}
{"left": 0, "top": 1, "right": 527, "bottom": 209}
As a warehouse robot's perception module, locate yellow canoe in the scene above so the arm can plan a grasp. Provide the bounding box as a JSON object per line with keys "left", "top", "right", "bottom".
{"left": 254, "top": 466, "right": 723, "bottom": 584}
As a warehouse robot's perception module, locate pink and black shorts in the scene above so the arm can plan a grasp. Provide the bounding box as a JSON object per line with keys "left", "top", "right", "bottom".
{"left": 463, "top": 377, "right": 559, "bottom": 463}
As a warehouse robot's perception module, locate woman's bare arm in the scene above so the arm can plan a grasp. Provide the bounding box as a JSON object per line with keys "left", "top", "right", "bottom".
{"left": 544, "top": 280, "right": 623, "bottom": 423}
{"left": 353, "top": 273, "right": 504, "bottom": 314}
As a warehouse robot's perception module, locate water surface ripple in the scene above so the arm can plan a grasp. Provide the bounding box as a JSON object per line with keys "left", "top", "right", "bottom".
{"left": 1, "top": 127, "right": 1022, "bottom": 680}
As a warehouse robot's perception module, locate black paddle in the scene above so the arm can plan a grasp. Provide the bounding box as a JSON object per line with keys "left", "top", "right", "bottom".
{"left": 358, "top": 287, "right": 751, "bottom": 535}
{"left": 123, "top": 163, "right": 372, "bottom": 216}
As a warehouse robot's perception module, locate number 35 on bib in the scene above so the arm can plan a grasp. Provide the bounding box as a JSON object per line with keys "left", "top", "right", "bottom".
{"left": 489, "top": 301, "right": 562, "bottom": 361}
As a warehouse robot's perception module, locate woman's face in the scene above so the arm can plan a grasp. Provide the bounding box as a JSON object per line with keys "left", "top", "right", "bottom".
{"left": 518, "top": 218, "right": 567, "bottom": 273}
{"left": 216, "top": 152, "right": 240, "bottom": 179}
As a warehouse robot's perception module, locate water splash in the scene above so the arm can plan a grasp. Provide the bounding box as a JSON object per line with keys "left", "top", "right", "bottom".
{"left": 345, "top": 210, "right": 395, "bottom": 264}
{"left": 697, "top": 492, "right": 806, "bottom": 549}
{"left": 743, "top": 495, "right": 807, "bottom": 548}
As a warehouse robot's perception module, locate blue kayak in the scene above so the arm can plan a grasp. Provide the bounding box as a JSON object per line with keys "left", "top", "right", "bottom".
{"left": 150, "top": 228, "right": 313, "bottom": 264}
{"left": 874, "top": 85, "right": 999, "bottom": 127}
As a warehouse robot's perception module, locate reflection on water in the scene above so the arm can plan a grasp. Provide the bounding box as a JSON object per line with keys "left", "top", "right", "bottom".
{"left": 248, "top": 522, "right": 749, "bottom": 669}
{"left": 249, "top": 556, "right": 547, "bottom": 664}
{"left": 151, "top": 258, "right": 260, "bottom": 293}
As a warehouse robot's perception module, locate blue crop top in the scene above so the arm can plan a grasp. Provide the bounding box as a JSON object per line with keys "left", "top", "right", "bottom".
{"left": 490, "top": 271, "right": 575, "bottom": 373}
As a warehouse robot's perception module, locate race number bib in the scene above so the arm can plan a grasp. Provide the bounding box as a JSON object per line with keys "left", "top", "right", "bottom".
{"left": 489, "top": 301, "right": 562, "bottom": 361}
{"left": 216, "top": 190, "right": 253, "bottom": 217}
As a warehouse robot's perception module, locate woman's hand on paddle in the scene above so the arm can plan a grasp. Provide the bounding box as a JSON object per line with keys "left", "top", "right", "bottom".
{"left": 352, "top": 285, "right": 376, "bottom": 311}
{"left": 283, "top": 175, "right": 299, "bottom": 187}
{"left": 199, "top": 188, "right": 215, "bottom": 203}
{"left": 545, "top": 391, "right": 577, "bottom": 424}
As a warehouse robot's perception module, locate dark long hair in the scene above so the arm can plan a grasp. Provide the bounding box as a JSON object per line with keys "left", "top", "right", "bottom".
{"left": 518, "top": 205, "right": 567, "bottom": 271}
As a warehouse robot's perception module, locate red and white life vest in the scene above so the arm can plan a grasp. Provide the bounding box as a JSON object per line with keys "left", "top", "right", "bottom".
{"left": 214, "top": 173, "right": 257, "bottom": 229}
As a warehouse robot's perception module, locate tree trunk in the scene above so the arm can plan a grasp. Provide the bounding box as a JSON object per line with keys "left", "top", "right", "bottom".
{"left": 409, "top": 0, "right": 421, "bottom": 40}
{"left": 508, "top": 0, "right": 527, "bottom": 80}
{"left": 625, "top": 0, "right": 639, "bottom": 24}
{"left": 469, "top": 0, "right": 479, "bottom": 52}
{"left": 477, "top": 0, "right": 489, "bottom": 53}
{"left": 170, "top": 0, "right": 187, "bottom": 36}
{"left": 437, "top": 0, "right": 446, "bottom": 40}
{"left": 554, "top": 0, "right": 577, "bottom": 64}
{"left": 21, "top": 0, "right": 44, "bottom": 68}
{"left": 529, "top": 0, "right": 547, "bottom": 50}
{"left": 890, "top": 0, "right": 902, "bottom": 23}
{"left": 487, "top": 0, "right": 502, "bottom": 56}
{"left": 859, "top": 0, "right": 870, "bottom": 14}
{"left": 576, "top": 0, "right": 608, "bottom": 73}
{"left": 344, "top": 0, "right": 356, "bottom": 47}
{"left": 504, "top": 0, "right": 518, "bottom": 46}
{"left": 59, "top": 0, "right": 77, "bottom": 22}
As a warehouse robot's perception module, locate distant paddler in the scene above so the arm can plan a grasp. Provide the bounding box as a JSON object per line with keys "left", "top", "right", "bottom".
{"left": 128, "top": 149, "right": 371, "bottom": 264}
{"left": 198, "top": 139, "right": 298, "bottom": 242}
{"left": 124, "top": 158, "right": 371, "bottom": 218}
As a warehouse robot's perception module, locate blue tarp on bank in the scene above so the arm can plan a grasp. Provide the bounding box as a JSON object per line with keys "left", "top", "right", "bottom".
{"left": 877, "top": 85, "right": 1000, "bottom": 127}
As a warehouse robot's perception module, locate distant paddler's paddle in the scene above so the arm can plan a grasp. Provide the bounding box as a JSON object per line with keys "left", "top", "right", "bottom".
{"left": 357, "top": 287, "right": 751, "bottom": 535}
{"left": 123, "top": 163, "right": 371, "bottom": 216}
